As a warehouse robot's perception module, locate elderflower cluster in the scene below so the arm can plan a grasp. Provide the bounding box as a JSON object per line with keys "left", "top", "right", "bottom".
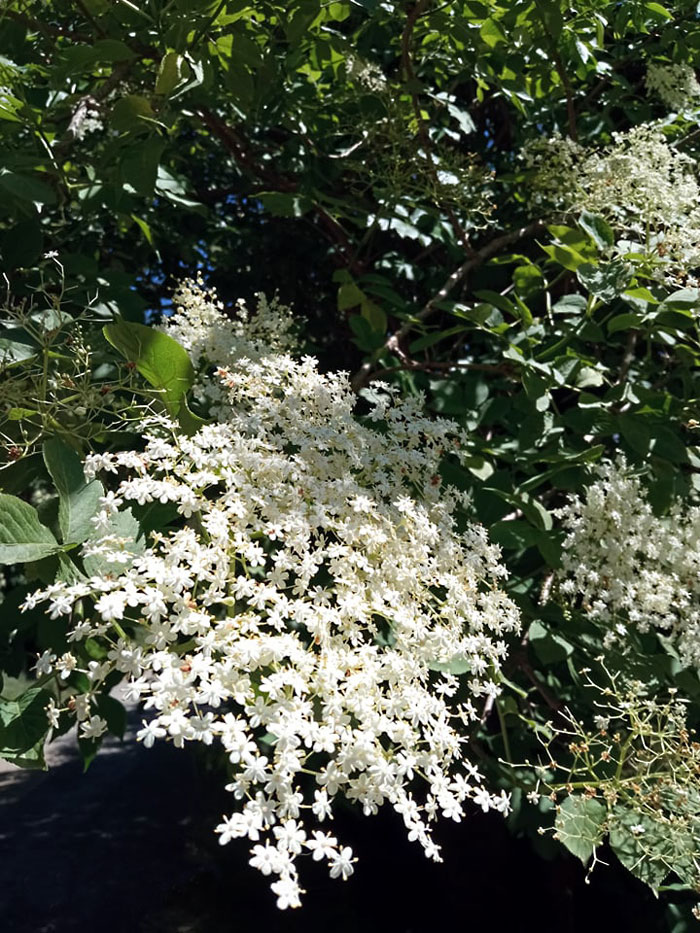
{"left": 521, "top": 132, "right": 583, "bottom": 210}
{"left": 523, "top": 124, "right": 700, "bottom": 275}
{"left": 68, "top": 98, "right": 104, "bottom": 140}
{"left": 557, "top": 459, "right": 700, "bottom": 666}
{"left": 646, "top": 62, "right": 700, "bottom": 113}
{"left": 162, "top": 277, "right": 297, "bottom": 416}
{"left": 25, "top": 281, "right": 519, "bottom": 908}
{"left": 345, "top": 55, "right": 387, "bottom": 93}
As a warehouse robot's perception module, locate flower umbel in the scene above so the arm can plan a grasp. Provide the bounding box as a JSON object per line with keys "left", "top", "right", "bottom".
{"left": 557, "top": 458, "right": 700, "bottom": 666}
{"left": 26, "top": 280, "right": 520, "bottom": 907}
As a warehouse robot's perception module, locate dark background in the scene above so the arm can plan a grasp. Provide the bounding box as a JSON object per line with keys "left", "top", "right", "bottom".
{"left": 0, "top": 723, "right": 681, "bottom": 933}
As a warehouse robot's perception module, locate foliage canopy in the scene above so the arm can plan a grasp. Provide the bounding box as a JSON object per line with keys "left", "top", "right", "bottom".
{"left": 4, "top": 0, "right": 700, "bottom": 925}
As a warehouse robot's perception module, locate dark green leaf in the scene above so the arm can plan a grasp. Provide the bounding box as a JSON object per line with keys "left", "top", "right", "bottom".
{"left": 0, "top": 494, "right": 61, "bottom": 564}
{"left": 579, "top": 211, "right": 614, "bottom": 250}
{"left": 0, "top": 686, "right": 51, "bottom": 759}
{"left": 576, "top": 261, "right": 631, "bottom": 302}
{"left": 42, "top": 437, "right": 104, "bottom": 546}
{"left": 0, "top": 171, "right": 56, "bottom": 205}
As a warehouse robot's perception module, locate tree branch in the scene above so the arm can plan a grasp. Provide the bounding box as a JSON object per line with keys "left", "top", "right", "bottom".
{"left": 2, "top": 8, "right": 92, "bottom": 43}
{"left": 351, "top": 219, "right": 545, "bottom": 390}
{"left": 197, "top": 107, "right": 363, "bottom": 273}
{"left": 363, "top": 359, "right": 515, "bottom": 384}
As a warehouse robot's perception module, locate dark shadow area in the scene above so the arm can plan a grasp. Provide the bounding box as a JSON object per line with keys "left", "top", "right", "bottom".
{"left": 0, "top": 733, "right": 680, "bottom": 933}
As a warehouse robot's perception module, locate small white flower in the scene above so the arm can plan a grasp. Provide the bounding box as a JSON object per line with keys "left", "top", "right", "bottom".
{"left": 270, "top": 875, "right": 303, "bottom": 910}
{"left": 34, "top": 650, "right": 56, "bottom": 676}
{"left": 305, "top": 831, "right": 338, "bottom": 862}
{"left": 80, "top": 715, "right": 108, "bottom": 740}
{"left": 45, "top": 699, "right": 60, "bottom": 728}
{"left": 328, "top": 846, "right": 355, "bottom": 880}
{"left": 137, "top": 719, "right": 166, "bottom": 748}
{"left": 55, "top": 652, "right": 77, "bottom": 680}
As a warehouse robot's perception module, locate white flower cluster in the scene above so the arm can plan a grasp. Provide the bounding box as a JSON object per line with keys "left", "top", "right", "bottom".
{"left": 346, "top": 55, "right": 387, "bottom": 93}
{"left": 521, "top": 132, "right": 583, "bottom": 210}
{"left": 522, "top": 124, "right": 700, "bottom": 275}
{"left": 26, "top": 281, "right": 519, "bottom": 908}
{"left": 68, "top": 97, "right": 104, "bottom": 141}
{"left": 557, "top": 459, "right": 700, "bottom": 666}
{"left": 646, "top": 63, "right": 700, "bottom": 113}
{"left": 163, "top": 277, "right": 297, "bottom": 417}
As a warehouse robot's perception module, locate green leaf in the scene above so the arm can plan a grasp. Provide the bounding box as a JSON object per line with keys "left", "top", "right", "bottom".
{"left": 103, "top": 319, "right": 195, "bottom": 418}
{"left": 0, "top": 170, "right": 56, "bottom": 205}
{"left": 96, "top": 693, "right": 127, "bottom": 739}
{"left": 618, "top": 414, "right": 650, "bottom": 456}
{"left": 651, "top": 426, "right": 687, "bottom": 463}
{"left": 0, "top": 686, "right": 51, "bottom": 760}
{"left": 657, "top": 288, "right": 700, "bottom": 313}
{"left": 121, "top": 137, "right": 167, "bottom": 196}
{"left": 622, "top": 287, "right": 657, "bottom": 313}
{"left": 553, "top": 294, "right": 587, "bottom": 315}
{"left": 489, "top": 519, "right": 540, "bottom": 550}
{"left": 360, "top": 299, "right": 386, "bottom": 333}
{"left": 348, "top": 313, "right": 385, "bottom": 351}
{"left": 608, "top": 313, "right": 641, "bottom": 334}
{"left": 609, "top": 809, "right": 674, "bottom": 890}
{"left": 0, "top": 331, "right": 37, "bottom": 365}
{"left": 485, "top": 487, "right": 552, "bottom": 531}
{"left": 480, "top": 17, "right": 506, "bottom": 46}
{"left": 576, "top": 261, "right": 630, "bottom": 302}
{"left": 42, "top": 437, "right": 104, "bottom": 546}
{"left": 529, "top": 619, "right": 573, "bottom": 665}
{"left": 555, "top": 795, "right": 606, "bottom": 863}
{"left": 645, "top": 2, "right": 672, "bottom": 19}
{"left": 78, "top": 736, "right": 102, "bottom": 772}
{"left": 82, "top": 507, "right": 144, "bottom": 576}
{"left": 178, "top": 397, "right": 208, "bottom": 436}
{"left": 155, "top": 167, "right": 201, "bottom": 208}
{"left": 428, "top": 655, "right": 472, "bottom": 675}
{"left": 110, "top": 95, "right": 154, "bottom": 133}
{"left": 3, "top": 738, "right": 47, "bottom": 770}
{"left": 93, "top": 39, "right": 135, "bottom": 62}
{"left": 541, "top": 243, "right": 587, "bottom": 272}
{"left": 256, "top": 191, "right": 313, "bottom": 217}
{"left": 337, "top": 282, "right": 364, "bottom": 311}
{"left": 513, "top": 264, "right": 545, "bottom": 298}
{"left": 155, "top": 51, "right": 182, "bottom": 96}
{"left": 579, "top": 211, "right": 614, "bottom": 250}
{"left": 131, "top": 214, "right": 154, "bottom": 246}
{"left": 0, "top": 89, "right": 23, "bottom": 122}
{"left": 0, "top": 494, "right": 61, "bottom": 564}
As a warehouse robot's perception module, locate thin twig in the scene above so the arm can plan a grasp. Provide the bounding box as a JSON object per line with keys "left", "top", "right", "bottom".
{"left": 198, "top": 108, "right": 363, "bottom": 273}
{"left": 365, "top": 359, "right": 513, "bottom": 384}
{"left": 617, "top": 329, "right": 638, "bottom": 384}
{"left": 351, "top": 219, "right": 545, "bottom": 390}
